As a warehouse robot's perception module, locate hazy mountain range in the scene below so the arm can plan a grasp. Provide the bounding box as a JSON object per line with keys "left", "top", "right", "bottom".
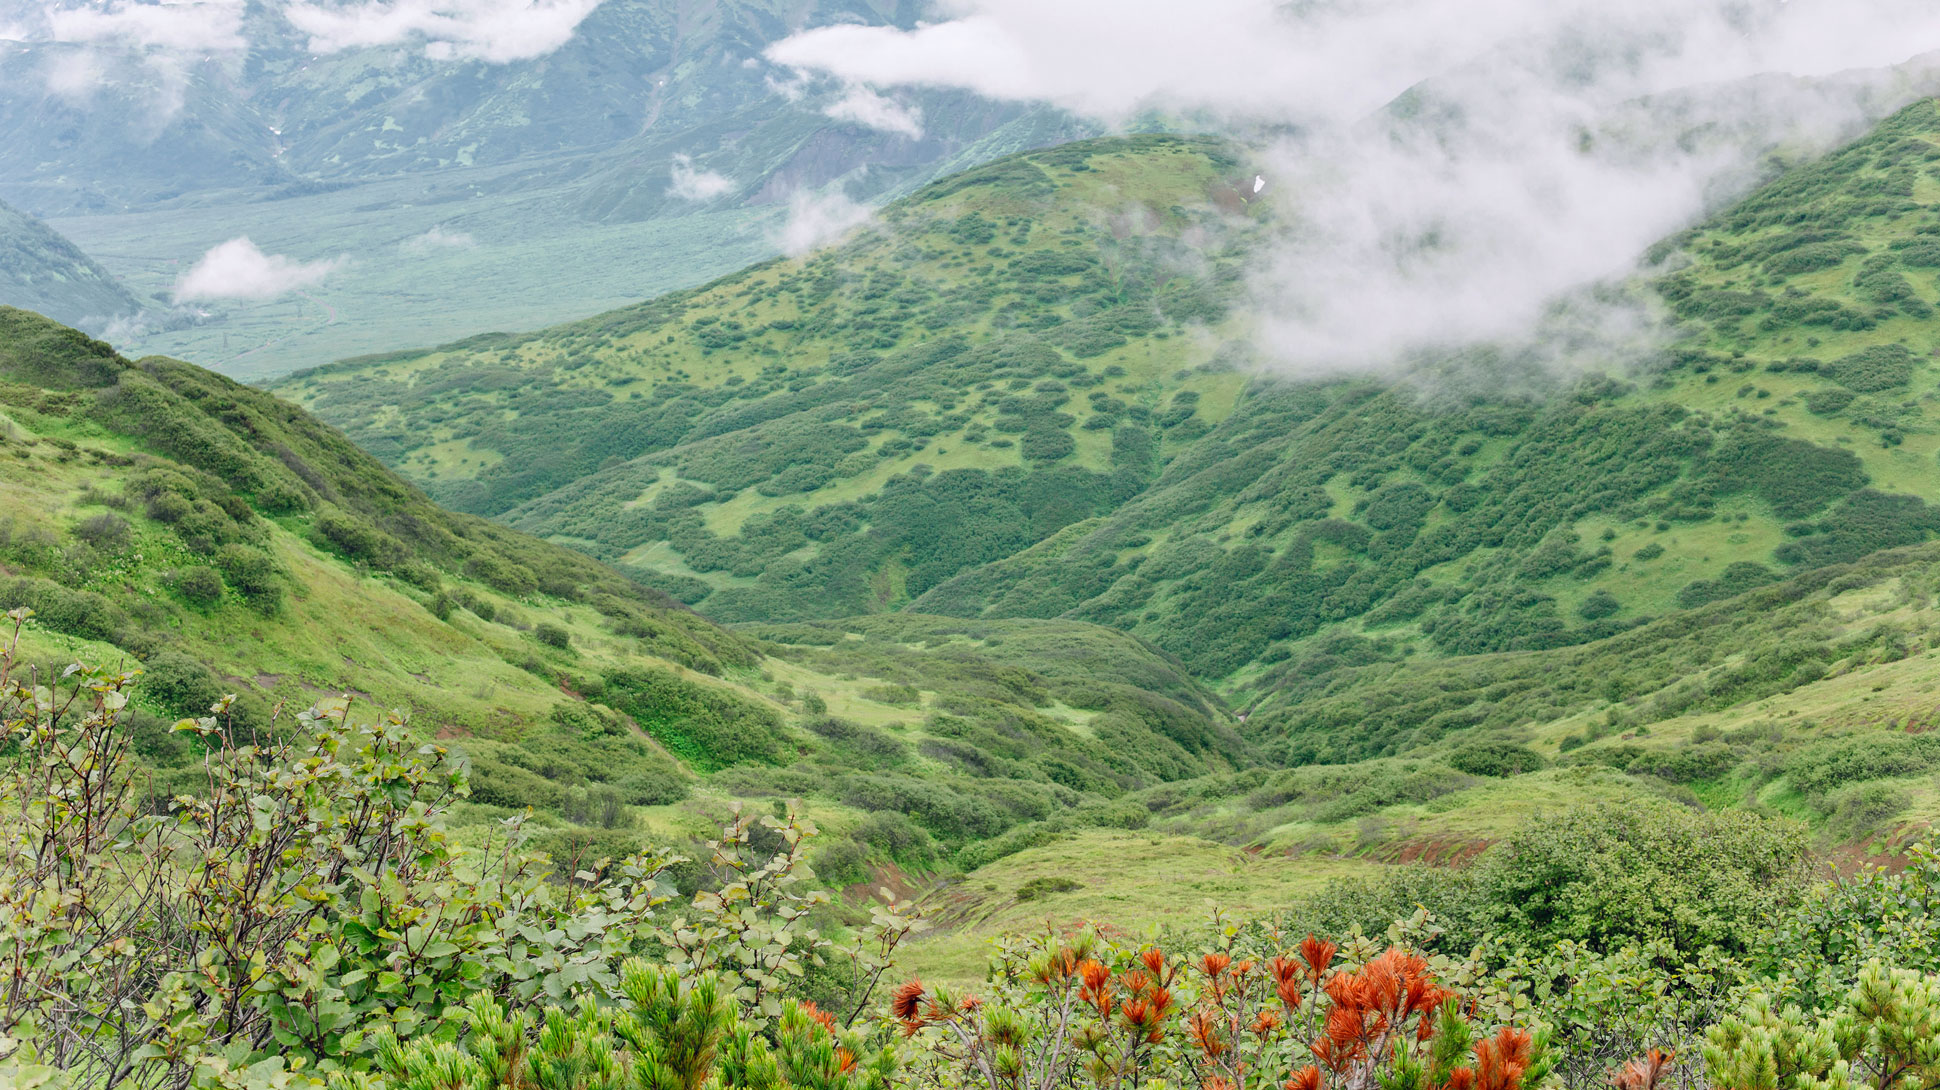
{"left": 0, "top": 0, "right": 1092, "bottom": 372}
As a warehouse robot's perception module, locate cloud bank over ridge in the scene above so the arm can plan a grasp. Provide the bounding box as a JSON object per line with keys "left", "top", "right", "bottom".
{"left": 769, "top": 0, "right": 1940, "bottom": 374}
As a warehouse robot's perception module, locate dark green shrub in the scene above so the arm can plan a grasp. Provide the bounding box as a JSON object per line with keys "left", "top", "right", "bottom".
{"left": 254, "top": 481, "right": 311, "bottom": 514}
{"left": 140, "top": 650, "right": 229, "bottom": 719}
{"left": 1785, "top": 733, "right": 1940, "bottom": 798}
{"left": 559, "top": 783, "right": 630, "bottom": 829}
{"left": 1677, "top": 561, "right": 1779, "bottom": 609}
{"left": 810, "top": 838, "right": 871, "bottom": 888}
{"left": 1016, "top": 875, "right": 1082, "bottom": 901}
{"left": 530, "top": 826, "right": 647, "bottom": 873}
{"left": 601, "top": 665, "right": 785, "bottom": 770}
{"left": 1471, "top": 799, "right": 1813, "bottom": 958}
{"left": 612, "top": 768, "right": 689, "bottom": 806}
{"left": 1764, "top": 240, "right": 1866, "bottom": 275}
{"left": 1075, "top": 798, "right": 1150, "bottom": 829}
{"left": 1624, "top": 742, "right": 1739, "bottom": 783}
{"left": 1827, "top": 344, "right": 1916, "bottom": 391}
{"left": 464, "top": 553, "right": 536, "bottom": 596}
{"left": 854, "top": 812, "right": 935, "bottom": 862}
{"left": 146, "top": 491, "right": 193, "bottom": 524}
{"left": 462, "top": 753, "right": 564, "bottom": 809}
{"left": 1804, "top": 387, "right": 1857, "bottom": 415}
{"left": 0, "top": 578, "right": 123, "bottom": 641}
{"left": 862, "top": 683, "right": 921, "bottom": 707}
{"left": 535, "top": 623, "right": 572, "bottom": 649}
{"left": 1704, "top": 435, "right": 1864, "bottom": 519}
{"left": 1577, "top": 590, "right": 1621, "bottom": 620}
{"left": 169, "top": 565, "right": 224, "bottom": 608}
{"left": 214, "top": 544, "right": 282, "bottom": 614}
{"left": 807, "top": 716, "right": 909, "bottom": 765}
{"left": 1020, "top": 426, "right": 1076, "bottom": 463}
{"left": 314, "top": 509, "right": 407, "bottom": 568}
{"left": 72, "top": 513, "right": 132, "bottom": 551}
{"left": 1447, "top": 741, "right": 1548, "bottom": 778}
{"left": 1825, "top": 781, "right": 1912, "bottom": 841}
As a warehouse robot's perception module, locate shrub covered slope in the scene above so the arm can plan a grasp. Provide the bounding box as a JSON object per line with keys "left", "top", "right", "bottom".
{"left": 281, "top": 103, "right": 1940, "bottom": 708}
{"left": 0, "top": 305, "right": 1248, "bottom": 878}
{"left": 263, "top": 101, "right": 1940, "bottom": 881}
{"left": 0, "top": 198, "right": 141, "bottom": 331}
{"left": 21, "top": 97, "right": 1940, "bottom": 1090}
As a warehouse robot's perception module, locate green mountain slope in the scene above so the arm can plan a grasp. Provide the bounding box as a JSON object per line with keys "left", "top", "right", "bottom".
{"left": 0, "top": 201, "right": 142, "bottom": 330}
{"left": 934, "top": 98, "right": 1940, "bottom": 696}
{"left": 0, "top": 305, "right": 1245, "bottom": 868}
{"left": 280, "top": 101, "right": 1940, "bottom": 697}
{"left": 277, "top": 133, "right": 1257, "bottom": 608}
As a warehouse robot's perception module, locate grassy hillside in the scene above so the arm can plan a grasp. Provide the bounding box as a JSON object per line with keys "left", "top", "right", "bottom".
{"left": 917, "top": 102, "right": 1940, "bottom": 693}
{"left": 0, "top": 306, "right": 1248, "bottom": 880}
{"left": 258, "top": 107, "right": 1940, "bottom": 961}
{"left": 281, "top": 102, "right": 1940, "bottom": 699}
{"left": 277, "top": 134, "right": 1259, "bottom": 607}
{"left": 27, "top": 83, "right": 1940, "bottom": 973}
{"left": 0, "top": 199, "right": 141, "bottom": 331}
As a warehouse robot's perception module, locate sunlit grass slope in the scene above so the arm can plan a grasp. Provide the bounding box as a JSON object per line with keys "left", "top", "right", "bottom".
{"left": 276, "top": 134, "right": 1262, "bottom": 623}
{"left": 0, "top": 306, "right": 1250, "bottom": 870}
{"left": 281, "top": 104, "right": 1940, "bottom": 703}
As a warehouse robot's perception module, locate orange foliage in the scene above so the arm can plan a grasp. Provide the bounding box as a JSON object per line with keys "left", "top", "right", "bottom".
{"left": 1612, "top": 1048, "right": 1673, "bottom": 1090}
{"left": 889, "top": 935, "right": 1542, "bottom": 1090}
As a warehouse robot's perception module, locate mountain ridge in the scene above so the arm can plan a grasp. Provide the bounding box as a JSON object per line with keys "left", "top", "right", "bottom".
{"left": 0, "top": 197, "right": 143, "bottom": 331}
{"left": 19, "top": 102, "right": 1940, "bottom": 978}
{"left": 279, "top": 101, "right": 1940, "bottom": 703}
{"left": 0, "top": 301, "right": 1252, "bottom": 900}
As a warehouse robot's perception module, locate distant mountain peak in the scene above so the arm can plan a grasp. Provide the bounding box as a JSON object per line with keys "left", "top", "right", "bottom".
{"left": 0, "top": 197, "right": 142, "bottom": 332}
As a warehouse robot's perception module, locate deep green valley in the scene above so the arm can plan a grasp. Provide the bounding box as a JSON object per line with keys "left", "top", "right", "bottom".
{"left": 9, "top": 65, "right": 1940, "bottom": 1090}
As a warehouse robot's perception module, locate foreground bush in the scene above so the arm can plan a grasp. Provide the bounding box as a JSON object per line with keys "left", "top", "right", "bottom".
{"left": 0, "top": 610, "right": 915, "bottom": 1089}
{"left": 1705, "top": 962, "right": 1940, "bottom": 1090}
{"left": 1468, "top": 800, "right": 1815, "bottom": 959}
{"left": 344, "top": 961, "right": 894, "bottom": 1090}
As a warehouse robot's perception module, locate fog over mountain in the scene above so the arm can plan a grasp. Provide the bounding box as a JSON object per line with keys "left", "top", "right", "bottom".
{"left": 769, "top": 0, "right": 1940, "bottom": 376}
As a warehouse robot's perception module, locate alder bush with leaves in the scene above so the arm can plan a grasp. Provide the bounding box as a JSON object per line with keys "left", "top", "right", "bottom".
{"left": 0, "top": 611, "right": 917, "bottom": 1090}
{"left": 342, "top": 961, "right": 896, "bottom": 1090}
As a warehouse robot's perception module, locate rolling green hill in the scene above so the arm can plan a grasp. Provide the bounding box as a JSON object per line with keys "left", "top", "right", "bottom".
{"left": 277, "top": 133, "right": 1259, "bottom": 607}
{"left": 0, "top": 199, "right": 142, "bottom": 331}
{"left": 22, "top": 82, "right": 1940, "bottom": 975}
{"left": 0, "top": 305, "right": 1248, "bottom": 882}
{"left": 281, "top": 102, "right": 1940, "bottom": 701}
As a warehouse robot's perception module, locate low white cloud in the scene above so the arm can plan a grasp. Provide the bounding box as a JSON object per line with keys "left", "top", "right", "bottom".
{"left": 775, "top": 189, "right": 874, "bottom": 257}
{"left": 824, "top": 84, "right": 923, "bottom": 138}
{"left": 765, "top": 68, "right": 811, "bottom": 102}
{"left": 45, "top": 0, "right": 248, "bottom": 54}
{"left": 15, "top": 0, "right": 247, "bottom": 113}
{"left": 283, "top": 0, "right": 603, "bottom": 62}
{"left": 174, "top": 237, "right": 344, "bottom": 301}
{"left": 667, "top": 153, "right": 734, "bottom": 201}
{"left": 41, "top": 50, "right": 108, "bottom": 100}
{"left": 769, "top": 0, "right": 1940, "bottom": 376}
{"left": 400, "top": 225, "right": 477, "bottom": 252}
